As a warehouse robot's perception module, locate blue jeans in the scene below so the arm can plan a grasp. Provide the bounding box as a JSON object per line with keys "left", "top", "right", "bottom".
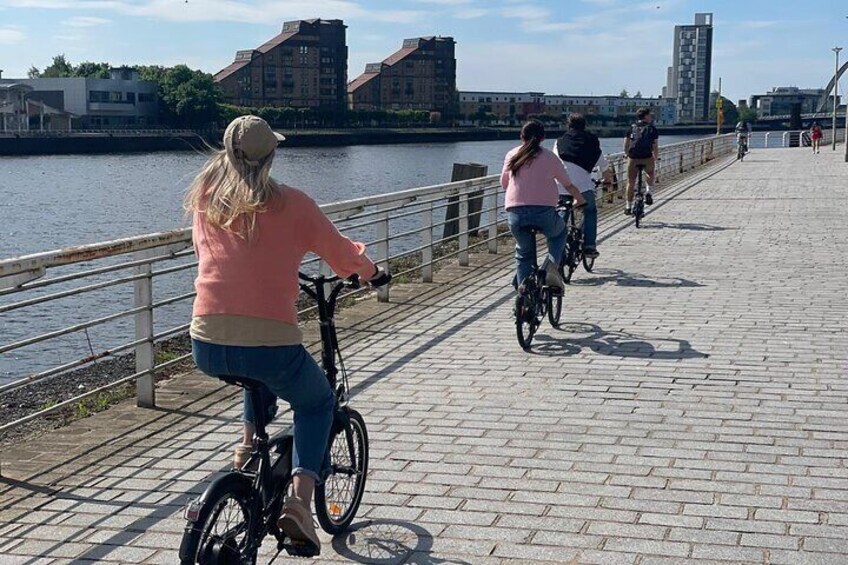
{"left": 507, "top": 206, "right": 566, "bottom": 286}
{"left": 581, "top": 191, "right": 598, "bottom": 250}
{"left": 192, "top": 340, "right": 334, "bottom": 482}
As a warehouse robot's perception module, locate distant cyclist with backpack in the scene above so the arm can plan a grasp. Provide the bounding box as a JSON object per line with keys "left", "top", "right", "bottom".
{"left": 624, "top": 107, "right": 659, "bottom": 215}
{"left": 735, "top": 120, "right": 752, "bottom": 156}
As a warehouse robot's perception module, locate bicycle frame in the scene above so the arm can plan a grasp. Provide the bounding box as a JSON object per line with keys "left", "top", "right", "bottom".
{"left": 298, "top": 273, "right": 354, "bottom": 401}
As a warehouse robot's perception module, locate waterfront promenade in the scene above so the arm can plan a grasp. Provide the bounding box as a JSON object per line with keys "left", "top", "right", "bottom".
{"left": 1, "top": 148, "right": 847, "bottom": 564}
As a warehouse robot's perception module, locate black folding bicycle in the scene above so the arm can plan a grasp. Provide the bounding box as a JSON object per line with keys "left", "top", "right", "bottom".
{"left": 179, "top": 270, "right": 388, "bottom": 564}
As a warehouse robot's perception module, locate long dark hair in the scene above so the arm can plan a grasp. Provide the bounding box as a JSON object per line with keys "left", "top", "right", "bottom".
{"left": 509, "top": 120, "right": 545, "bottom": 175}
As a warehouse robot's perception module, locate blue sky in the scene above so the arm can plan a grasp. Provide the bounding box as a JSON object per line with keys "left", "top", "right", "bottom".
{"left": 0, "top": 0, "right": 846, "bottom": 102}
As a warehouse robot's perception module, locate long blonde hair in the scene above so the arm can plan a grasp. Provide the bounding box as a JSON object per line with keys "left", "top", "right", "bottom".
{"left": 185, "top": 149, "right": 279, "bottom": 239}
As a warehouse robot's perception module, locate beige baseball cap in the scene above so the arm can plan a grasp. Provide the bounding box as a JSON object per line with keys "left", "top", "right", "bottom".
{"left": 224, "top": 115, "right": 285, "bottom": 167}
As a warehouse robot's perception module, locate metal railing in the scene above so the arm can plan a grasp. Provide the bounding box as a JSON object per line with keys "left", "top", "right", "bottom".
{"left": 0, "top": 134, "right": 735, "bottom": 434}
{"left": 743, "top": 129, "right": 846, "bottom": 149}
{"left": 0, "top": 129, "right": 212, "bottom": 138}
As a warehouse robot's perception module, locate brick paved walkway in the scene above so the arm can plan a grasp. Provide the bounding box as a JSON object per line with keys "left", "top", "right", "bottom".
{"left": 1, "top": 148, "right": 847, "bottom": 564}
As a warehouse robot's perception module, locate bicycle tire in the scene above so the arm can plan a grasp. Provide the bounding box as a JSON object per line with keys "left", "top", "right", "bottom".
{"left": 583, "top": 256, "right": 595, "bottom": 273}
{"left": 315, "top": 408, "right": 369, "bottom": 535}
{"left": 634, "top": 200, "right": 644, "bottom": 229}
{"left": 515, "top": 294, "right": 536, "bottom": 349}
{"left": 180, "top": 472, "right": 258, "bottom": 565}
{"left": 547, "top": 288, "right": 562, "bottom": 328}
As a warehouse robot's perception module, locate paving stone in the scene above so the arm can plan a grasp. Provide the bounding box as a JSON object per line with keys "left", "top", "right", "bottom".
{"left": 2, "top": 150, "right": 848, "bottom": 563}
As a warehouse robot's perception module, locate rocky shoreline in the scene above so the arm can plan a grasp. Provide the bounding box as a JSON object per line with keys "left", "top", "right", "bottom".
{"left": 0, "top": 334, "right": 193, "bottom": 446}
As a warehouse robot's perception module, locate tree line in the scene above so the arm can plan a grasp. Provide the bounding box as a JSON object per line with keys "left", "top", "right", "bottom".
{"left": 26, "top": 55, "right": 446, "bottom": 129}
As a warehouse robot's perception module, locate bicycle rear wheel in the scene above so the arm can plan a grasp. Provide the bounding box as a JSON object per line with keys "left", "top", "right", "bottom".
{"left": 634, "top": 200, "right": 644, "bottom": 228}
{"left": 515, "top": 293, "right": 537, "bottom": 349}
{"left": 583, "top": 255, "right": 595, "bottom": 273}
{"left": 180, "top": 473, "right": 258, "bottom": 565}
{"left": 315, "top": 409, "right": 369, "bottom": 535}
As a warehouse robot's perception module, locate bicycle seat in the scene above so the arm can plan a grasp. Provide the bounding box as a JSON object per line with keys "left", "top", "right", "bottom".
{"left": 218, "top": 375, "right": 264, "bottom": 390}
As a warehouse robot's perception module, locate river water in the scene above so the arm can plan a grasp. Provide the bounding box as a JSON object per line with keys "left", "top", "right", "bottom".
{"left": 0, "top": 135, "right": 706, "bottom": 385}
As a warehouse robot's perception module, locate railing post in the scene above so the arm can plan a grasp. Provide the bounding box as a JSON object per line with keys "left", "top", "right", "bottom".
{"left": 376, "top": 204, "right": 390, "bottom": 302}
{"left": 765, "top": 132, "right": 770, "bottom": 148}
{"left": 486, "top": 185, "right": 499, "bottom": 254}
{"left": 421, "top": 201, "right": 434, "bottom": 283}
{"left": 134, "top": 262, "right": 155, "bottom": 408}
{"left": 458, "top": 193, "right": 470, "bottom": 267}
{"left": 782, "top": 132, "right": 788, "bottom": 147}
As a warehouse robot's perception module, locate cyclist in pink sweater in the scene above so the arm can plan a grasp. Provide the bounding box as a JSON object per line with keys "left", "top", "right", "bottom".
{"left": 502, "top": 120, "right": 585, "bottom": 291}
{"left": 187, "top": 115, "right": 386, "bottom": 554}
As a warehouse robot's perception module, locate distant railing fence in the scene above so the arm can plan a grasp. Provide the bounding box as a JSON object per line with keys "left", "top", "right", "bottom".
{"left": 0, "top": 134, "right": 739, "bottom": 433}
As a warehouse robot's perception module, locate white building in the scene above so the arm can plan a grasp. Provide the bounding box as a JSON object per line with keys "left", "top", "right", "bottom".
{"left": 0, "top": 68, "right": 158, "bottom": 128}
{"left": 459, "top": 91, "right": 677, "bottom": 125}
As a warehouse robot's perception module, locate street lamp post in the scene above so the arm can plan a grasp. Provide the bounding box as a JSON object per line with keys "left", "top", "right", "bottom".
{"left": 833, "top": 47, "right": 842, "bottom": 151}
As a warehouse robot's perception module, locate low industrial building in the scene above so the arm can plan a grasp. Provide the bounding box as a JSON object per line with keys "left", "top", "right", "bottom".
{"left": 750, "top": 87, "right": 839, "bottom": 117}
{"left": 0, "top": 68, "right": 158, "bottom": 128}
{"left": 459, "top": 92, "right": 677, "bottom": 125}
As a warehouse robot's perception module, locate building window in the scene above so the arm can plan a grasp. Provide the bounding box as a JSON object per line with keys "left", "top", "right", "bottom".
{"left": 89, "top": 91, "right": 110, "bottom": 103}
{"left": 299, "top": 46, "right": 308, "bottom": 54}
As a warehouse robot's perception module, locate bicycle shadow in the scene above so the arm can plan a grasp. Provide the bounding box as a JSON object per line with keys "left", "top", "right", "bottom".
{"left": 639, "top": 222, "right": 734, "bottom": 232}
{"left": 570, "top": 268, "right": 704, "bottom": 289}
{"left": 530, "top": 322, "right": 709, "bottom": 360}
{"left": 330, "top": 519, "right": 473, "bottom": 565}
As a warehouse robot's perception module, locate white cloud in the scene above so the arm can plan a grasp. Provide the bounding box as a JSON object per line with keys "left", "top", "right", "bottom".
{"left": 65, "top": 16, "right": 111, "bottom": 27}
{"left": 0, "top": 25, "right": 25, "bottom": 45}
{"left": 2, "top": 0, "right": 427, "bottom": 24}
{"left": 741, "top": 20, "right": 779, "bottom": 30}
{"left": 454, "top": 8, "right": 488, "bottom": 19}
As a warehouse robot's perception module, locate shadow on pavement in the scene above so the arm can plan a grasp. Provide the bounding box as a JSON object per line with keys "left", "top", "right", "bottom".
{"left": 639, "top": 221, "right": 734, "bottom": 232}
{"left": 571, "top": 268, "right": 705, "bottom": 289}
{"left": 332, "top": 519, "right": 473, "bottom": 565}
{"left": 530, "top": 322, "right": 709, "bottom": 360}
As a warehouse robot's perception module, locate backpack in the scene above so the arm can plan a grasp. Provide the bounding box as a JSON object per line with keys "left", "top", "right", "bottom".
{"left": 628, "top": 123, "right": 654, "bottom": 159}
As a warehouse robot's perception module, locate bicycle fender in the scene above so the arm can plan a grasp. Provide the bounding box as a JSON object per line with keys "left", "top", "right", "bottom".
{"left": 179, "top": 472, "right": 254, "bottom": 561}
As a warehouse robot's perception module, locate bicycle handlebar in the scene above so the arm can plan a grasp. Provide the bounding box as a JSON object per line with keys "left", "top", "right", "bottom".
{"left": 298, "top": 270, "right": 392, "bottom": 289}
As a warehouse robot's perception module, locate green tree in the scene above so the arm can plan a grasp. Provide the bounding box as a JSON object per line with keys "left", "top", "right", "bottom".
{"left": 619, "top": 89, "right": 630, "bottom": 98}
{"left": 136, "top": 64, "right": 222, "bottom": 127}
{"left": 634, "top": 90, "right": 643, "bottom": 98}
{"left": 709, "top": 95, "right": 739, "bottom": 125}
{"left": 27, "top": 66, "right": 41, "bottom": 78}
{"left": 737, "top": 106, "right": 759, "bottom": 124}
{"left": 41, "top": 54, "right": 75, "bottom": 78}
{"left": 74, "top": 62, "right": 111, "bottom": 78}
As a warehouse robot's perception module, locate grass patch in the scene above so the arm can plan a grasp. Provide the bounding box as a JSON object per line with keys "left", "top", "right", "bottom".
{"left": 71, "top": 385, "right": 134, "bottom": 421}
{"left": 155, "top": 350, "right": 181, "bottom": 365}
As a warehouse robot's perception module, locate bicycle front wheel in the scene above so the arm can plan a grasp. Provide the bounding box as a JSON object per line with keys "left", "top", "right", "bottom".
{"left": 180, "top": 473, "right": 258, "bottom": 565}
{"left": 315, "top": 408, "right": 369, "bottom": 535}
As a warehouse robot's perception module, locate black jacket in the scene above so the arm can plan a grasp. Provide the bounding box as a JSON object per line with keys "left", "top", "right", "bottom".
{"left": 555, "top": 129, "right": 603, "bottom": 174}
